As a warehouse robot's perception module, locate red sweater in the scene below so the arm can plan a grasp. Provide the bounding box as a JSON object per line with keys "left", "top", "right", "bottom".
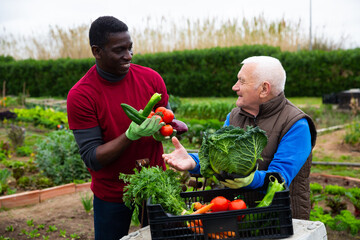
{"left": 67, "top": 64, "right": 168, "bottom": 202}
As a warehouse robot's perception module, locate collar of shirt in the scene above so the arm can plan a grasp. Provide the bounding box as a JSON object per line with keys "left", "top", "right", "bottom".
{"left": 95, "top": 62, "right": 127, "bottom": 82}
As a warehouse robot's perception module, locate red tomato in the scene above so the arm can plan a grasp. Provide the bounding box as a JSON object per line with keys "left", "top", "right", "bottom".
{"left": 229, "top": 199, "right": 247, "bottom": 221}
{"left": 160, "top": 124, "right": 173, "bottom": 136}
{"left": 152, "top": 114, "right": 163, "bottom": 123}
{"left": 229, "top": 199, "right": 246, "bottom": 211}
{"left": 162, "top": 109, "right": 174, "bottom": 123}
{"left": 147, "top": 111, "right": 155, "bottom": 118}
{"left": 210, "top": 196, "right": 230, "bottom": 212}
{"left": 155, "top": 107, "right": 174, "bottom": 124}
{"left": 155, "top": 106, "right": 167, "bottom": 115}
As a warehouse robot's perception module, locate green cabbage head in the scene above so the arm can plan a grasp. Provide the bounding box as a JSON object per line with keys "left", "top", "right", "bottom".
{"left": 199, "top": 125, "right": 268, "bottom": 178}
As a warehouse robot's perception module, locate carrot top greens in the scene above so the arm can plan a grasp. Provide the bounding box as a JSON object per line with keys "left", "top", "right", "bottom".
{"left": 119, "top": 166, "right": 186, "bottom": 225}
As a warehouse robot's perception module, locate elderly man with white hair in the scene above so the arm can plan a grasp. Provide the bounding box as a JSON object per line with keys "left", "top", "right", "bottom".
{"left": 163, "top": 56, "right": 317, "bottom": 220}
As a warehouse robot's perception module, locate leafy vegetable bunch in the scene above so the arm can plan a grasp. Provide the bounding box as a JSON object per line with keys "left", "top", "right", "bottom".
{"left": 199, "top": 125, "right": 268, "bottom": 178}
{"left": 119, "top": 166, "right": 187, "bottom": 225}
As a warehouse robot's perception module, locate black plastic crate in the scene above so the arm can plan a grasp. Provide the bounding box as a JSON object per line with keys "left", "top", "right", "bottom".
{"left": 147, "top": 172, "right": 293, "bottom": 240}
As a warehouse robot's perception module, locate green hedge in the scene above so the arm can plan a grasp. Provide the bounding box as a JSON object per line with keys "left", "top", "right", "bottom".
{"left": 1, "top": 45, "right": 359, "bottom": 98}
{"left": 277, "top": 50, "right": 360, "bottom": 97}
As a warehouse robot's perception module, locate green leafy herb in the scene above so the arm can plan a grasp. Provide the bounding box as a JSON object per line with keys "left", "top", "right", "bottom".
{"left": 119, "top": 166, "right": 187, "bottom": 225}
{"left": 199, "top": 125, "right": 268, "bottom": 178}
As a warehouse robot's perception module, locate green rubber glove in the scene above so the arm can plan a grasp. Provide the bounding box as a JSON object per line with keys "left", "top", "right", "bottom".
{"left": 125, "top": 116, "right": 165, "bottom": 141}
{"left": 217, "top": 171, "right": 255, "bottom": 189}
{"left": 152, "top": 129, "right": 177, "bottom": 141}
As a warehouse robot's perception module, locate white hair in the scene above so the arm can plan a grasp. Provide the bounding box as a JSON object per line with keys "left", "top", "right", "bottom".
{"left": 241, "top": 56, "right": 286, "bottom": 95}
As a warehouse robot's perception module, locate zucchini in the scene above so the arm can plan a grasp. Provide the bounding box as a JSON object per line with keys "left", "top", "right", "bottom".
{"left": 121, "top": 103, "right": 147, "bottom": 125}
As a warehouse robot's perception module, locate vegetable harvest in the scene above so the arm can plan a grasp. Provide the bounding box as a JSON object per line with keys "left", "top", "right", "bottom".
{"left": 121, "top": 93, "right": 162, "bottom": 125}
{"left": 121, "top": 92, "right": 187, "bottom": 137}
{"left": 199, "top": 125, "right": 268, "bottom": 178}
{"left": 119, "top": 166, "right": 187, "bottom": 225}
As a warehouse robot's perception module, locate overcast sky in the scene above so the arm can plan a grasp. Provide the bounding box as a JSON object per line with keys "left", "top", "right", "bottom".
{"left": 1, "top": 0, "right": 359, "bottom": 49}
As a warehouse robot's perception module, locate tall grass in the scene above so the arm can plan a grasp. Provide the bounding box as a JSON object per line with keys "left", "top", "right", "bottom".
{"left": 0, "top": 15, "right": 347, "bottom": 60}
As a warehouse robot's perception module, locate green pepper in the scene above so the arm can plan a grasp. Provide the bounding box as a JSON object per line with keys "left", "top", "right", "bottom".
{"left": 142, "top": 93, "right": 162, "bottom": 117}
{"left": 256, "top": 176, "right": 285, "bottom": 208}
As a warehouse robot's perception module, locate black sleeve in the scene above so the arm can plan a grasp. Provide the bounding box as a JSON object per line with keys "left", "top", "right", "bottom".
{"left": 72, "top": 126, "right": 104, "bottom": 171}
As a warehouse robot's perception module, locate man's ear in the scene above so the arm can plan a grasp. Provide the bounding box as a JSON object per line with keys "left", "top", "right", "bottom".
{"left": 260, "top": 81, "right": 271, "bottom": 98}
{"left": 91, "top": 45, "right": 102, "bottom": 59}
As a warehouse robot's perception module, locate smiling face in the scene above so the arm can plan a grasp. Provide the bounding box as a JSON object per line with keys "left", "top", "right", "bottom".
{"left": 232, "top": 63, "right": 263, "bottom": 116}
{"left": 94, "top": 31, "right": 133, "bottom": 76}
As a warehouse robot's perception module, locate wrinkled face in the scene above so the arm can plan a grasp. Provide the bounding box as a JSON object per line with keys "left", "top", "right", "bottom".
{"left": 96, "top": 31, "right": 133, "bottom": 76}
{"left": 232, "top": 63, "right": 262, "bottom": 116}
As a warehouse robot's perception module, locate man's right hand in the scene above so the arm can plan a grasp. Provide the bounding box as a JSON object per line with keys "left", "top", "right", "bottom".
{"left": 125, "top": 116, "right": 165, "bottom": 141}
{"left": 162, "top": 137, "right": 196, "bottom": 171}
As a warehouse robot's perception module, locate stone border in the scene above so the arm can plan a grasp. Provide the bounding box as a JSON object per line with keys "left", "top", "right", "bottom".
{"left": 0, "top": 182, "right": 90, "bottom": 209}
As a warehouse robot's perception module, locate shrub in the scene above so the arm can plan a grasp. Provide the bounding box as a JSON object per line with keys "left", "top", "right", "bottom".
{"left": 35, "top": 130, "right": 90, "bottom": 185}
{"left": 344, "top": 122, "right": 360, "bottom": 146}
{"left": 7, "top": 124, "right": 25, "bottom": 150}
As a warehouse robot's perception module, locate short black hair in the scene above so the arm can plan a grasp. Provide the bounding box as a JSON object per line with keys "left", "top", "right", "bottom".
{"left": 89, "top": 16, "right": 128, "bottom": 48}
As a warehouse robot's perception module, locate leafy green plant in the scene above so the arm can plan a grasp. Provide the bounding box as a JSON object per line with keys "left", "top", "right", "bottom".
{"left": 5, "top": 225, "right": 14, "bottom": 232}
{"left": 310, "top": 183, "right": 326, "bottom": 208}
{"left": 17, "top": 174, "right": 54, "bottom": 190}
{"left": 11, "top": 165, "right": 25, "bottom": 180}
{"left": 345, "top": 188, "right": 360, "bottom": 217}
{"left": 6, "top": 124, "right": 25, "bottom": 150}
{"left": 310, "top": 182, "right": 323, "bottom": 194}
{"left": 176, "top": 117, "right": 223, "bottom": 147}
{"left": 59, "top": 229, "right": 66, "bottom": 238}
{"left": 35, "top": 130, "right": 90, "bottom": 185}
{"left": 36, "top": 224, "right": 45, "bottom": 230}
{"left": 70, "top": 233, "right": 80, "bottom": 239}
{"left": 327, "top": 210, "right": 360, "bottom": 236}
{"left": 80, "top": 192, "right": 93, "bottom": 213}
{"left": 324, "top": 185, "right": 346, "bottom": 196}
{"left": 325, "top": 195, "right": 347, "bottom": 215}
{"left": 17, "top": 176, "right": 31, "bottom": 188}
{"left": 176, "top": 101, "right": 235, "bottom": 121}
{"left": 27, "top": 219, "right": 34, "bottom": 227}
{"left": 199, "top": 126, "right": 267, "bottom": 178}
{"left": 344, "top": 122, "right": 360, "bottom": 146}
{"left": 0, "top": 168, "right": 11, "bottom": 194}
{"left": 0, "top": 237, "right": 15, "bottom": 240}
{"left": 0, "top": 140, "right": 11, "bottom": 160}
{"left": 120, "top": 166, "right": 186, "bottom": 225}
{"left": 15, "top": 145, "right": 33, "bottom": 156}
{"left": 46, "top": 225, "right": 58, "bottom": 233}
{"left": 13, "top": 106, "right": 68, "bottom": 129}
{"left": 311, "top": 206, "right": 360, "bottom": 236}
{"left": 28, "top": 229, "right": 40, "bottom": 238}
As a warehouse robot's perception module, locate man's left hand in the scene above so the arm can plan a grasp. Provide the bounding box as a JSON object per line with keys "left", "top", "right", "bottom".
{"left": 153, "top": 129, "right": 177, "bottom": 141}
{"left": 215, "top": 170, "right": 255, "bottom": 189}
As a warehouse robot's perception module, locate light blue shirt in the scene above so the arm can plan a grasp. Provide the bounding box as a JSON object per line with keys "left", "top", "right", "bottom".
{"left": 188, "top": 114, "right": 312, "bottom": 188}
